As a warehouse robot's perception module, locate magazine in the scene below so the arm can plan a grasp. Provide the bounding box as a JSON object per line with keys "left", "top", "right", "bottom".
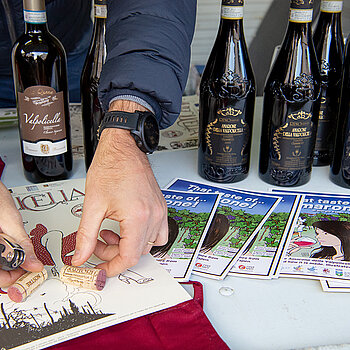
{"left": 0, "top": 179, "right": 191, "bottom": 350}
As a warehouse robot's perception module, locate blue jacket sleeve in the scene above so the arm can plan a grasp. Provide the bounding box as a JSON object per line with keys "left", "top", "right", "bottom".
{"left": 98, "top": 0, "right": 197, "bottom": 129}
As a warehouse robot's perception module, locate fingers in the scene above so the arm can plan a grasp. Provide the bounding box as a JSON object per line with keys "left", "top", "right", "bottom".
{"left": 0, "top": 182, "right": 42, "bottom": 272}
{"left": 72, "top": 197, "right": 105, "bottom": 266}
{"left": 0, "top": 269, "right": 26, "bottom": 288}
{"left": 142, "top": 214, "right": 169, "bottom": 255}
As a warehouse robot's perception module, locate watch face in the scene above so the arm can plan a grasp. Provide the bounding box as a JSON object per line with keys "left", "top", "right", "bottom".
{"left": 143, "top": 114, "right": 159, "bottom": 152}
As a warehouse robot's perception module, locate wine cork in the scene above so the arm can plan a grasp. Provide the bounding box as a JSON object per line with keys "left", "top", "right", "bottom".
{"left": 7, "top": 268, "right": 48, "bottom": 303}
{"left": 59, "top": 265, "right": 106, "bottom": 291}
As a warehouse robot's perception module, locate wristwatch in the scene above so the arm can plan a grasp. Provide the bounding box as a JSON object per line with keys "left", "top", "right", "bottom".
{"left": 97, "top": 110, "right": 160, "bottom": 154}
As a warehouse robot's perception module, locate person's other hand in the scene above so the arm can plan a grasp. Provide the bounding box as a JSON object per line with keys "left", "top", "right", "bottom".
{"left": 72, "top": 101, "right": 168, "bottom": 276}
{"left": 0, "top": 182, "right": 43, "bottom": 287}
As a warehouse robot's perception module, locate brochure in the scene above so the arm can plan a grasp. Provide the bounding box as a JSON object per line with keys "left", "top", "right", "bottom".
{"left": 271, "top": 189, "right": 350, "bottom": 281}
{"left": 229, "top": 193, "right": 304, "bottom": 279}
{"left": 151, "top": 190, "right": 220, "bottom": 281}
{"left": 166, "top": 179, "right": 281, "bottom": 279}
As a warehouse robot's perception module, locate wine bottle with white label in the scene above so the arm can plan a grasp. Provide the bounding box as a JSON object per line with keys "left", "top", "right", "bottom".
{"left": 258, "top": 0, "right": 321, "bottom": 187}
{"left": 313, "top": 0, "right": 344, "bottom": 166}
{"left": 198, "top": 0, "right": 256, "bottom": 183}
{"left": 12, "top": 0, "right": 72, "bottom": 183}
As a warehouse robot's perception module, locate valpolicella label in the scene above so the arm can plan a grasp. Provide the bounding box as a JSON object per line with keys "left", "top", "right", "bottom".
{"left": 289, "top": 0, "right": 313, "bottom": 23}
{"left": 205, "top": 107, "right": 249, "bottom": 167}
{"left": 23, "top": 10, "right": 47, "bottom": 24}
{"left": 221, "top": 0, "right": 244, "bottom": 20}
{"left": 321, "top": 1, "right": 343, "bottom": 13}
{"left": 271, "top": 110, "right": 314, "bottom": 170}
{"left": 18, "top": 86, "right": 67, "bottom": 157}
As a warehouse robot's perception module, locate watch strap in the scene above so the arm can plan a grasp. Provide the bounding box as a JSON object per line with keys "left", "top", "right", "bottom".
{"left": 97, "top": 111, "right": 139, "bottom": 139}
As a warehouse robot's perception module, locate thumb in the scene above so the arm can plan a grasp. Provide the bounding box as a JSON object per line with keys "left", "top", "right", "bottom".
{"left": 72, "top": 203, "right": 105, "bottom": 266}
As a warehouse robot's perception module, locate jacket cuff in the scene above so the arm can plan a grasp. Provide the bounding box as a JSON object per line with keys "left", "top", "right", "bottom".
{"left": 108, "top": 95, "right": 155, "bottom": 114}
{"left": 101, "top": 89, "right": 163, "bottom": 127}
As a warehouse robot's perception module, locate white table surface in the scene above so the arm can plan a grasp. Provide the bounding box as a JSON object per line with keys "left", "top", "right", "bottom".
{"left": 1, "top": 98, "right": 350, "bottom": 350}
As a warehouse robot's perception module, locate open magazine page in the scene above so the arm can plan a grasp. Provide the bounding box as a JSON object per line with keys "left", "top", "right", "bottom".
{"left": 229, "top": 193, "right": 304, "bottom": 279}
{"left": 165, "top": 179, "right": 281, "bottom": 280}
{"left": 151, "top": 190, "right": 221, "bottom": 281}
{"left": 0, "top": 179, "right": 191, "bottom": 350}
{"left": 271, "top": 189, "right": 350, "bottom": 281}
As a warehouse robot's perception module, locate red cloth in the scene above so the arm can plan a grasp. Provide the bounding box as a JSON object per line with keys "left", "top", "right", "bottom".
{"left": 49, "top": 281, "right": 229, "bottom": 350}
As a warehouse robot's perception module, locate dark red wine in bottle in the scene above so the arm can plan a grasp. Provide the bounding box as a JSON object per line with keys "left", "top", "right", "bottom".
{"left": 12, "top": 0, "right": 72, "bottom": 183}
{"left": 198, "top": 0, "right": 255, "bottom": 183}
{"left": 258, "top": 0, "right": 321, "bottom": 187}
{"left": 313, "top": 0, "right": 344, "bottom": 166}
{"left": 81, "top": 0, "right": 107, "bottom": 170}
{"left": 330, "top": 35, "right": 350, "bottom": 188}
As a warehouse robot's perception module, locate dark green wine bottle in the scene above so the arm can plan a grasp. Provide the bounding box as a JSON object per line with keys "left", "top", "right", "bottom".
{"left": 330, "top": 35, "right": 350, "bottom": 188}
{"left": 12, "top": 0, "right": 72, "bottom": 183}
{"left": 313, "top": 0, "right": 344, "bottom": 166}
{"left": 81, "top": 0, "right": 107, "bottom": 170}
{"left": 259, "top": 0, "right": 321, "bottom": 187}
{"left": 198, "top": 0, "right": 255, "bottom": 183}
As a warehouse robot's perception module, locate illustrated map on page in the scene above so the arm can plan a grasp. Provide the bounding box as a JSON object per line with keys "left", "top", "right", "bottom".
{"left": 166, "top": 179, "right": 282, "bottom": 279}
{"left": 271, "top": 189, "right": 350, "bottom": 281}
{"left": 151, "top": 190, "right": 220, "bottom": 281}
{"left": 229, "top": 193, "right": 304, "bottom": 279}
{"left": 0, "top": 179, "right": 191, "bottom": 350}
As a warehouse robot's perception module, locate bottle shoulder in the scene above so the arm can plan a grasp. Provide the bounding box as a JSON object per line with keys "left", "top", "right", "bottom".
{"left": 13, "top": 31, "right": 66, "bottom": 59}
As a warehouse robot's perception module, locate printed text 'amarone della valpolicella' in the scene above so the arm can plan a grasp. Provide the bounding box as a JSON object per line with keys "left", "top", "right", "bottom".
{"left": 259, "top": 0, "right": 321, "bottom": 187}
{"left": 12, "top": 0, "right": 72, "bottom": 183}
{"left": 198, "top": 0, "right": 255, "bottom": 183}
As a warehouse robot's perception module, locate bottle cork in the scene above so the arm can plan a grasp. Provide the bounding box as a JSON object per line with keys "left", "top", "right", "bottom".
{"left": 59, "top": 265, "right": 106, "bottom": 291}
{"left": 7, "top": 268, "right": 48, "bottom": 303}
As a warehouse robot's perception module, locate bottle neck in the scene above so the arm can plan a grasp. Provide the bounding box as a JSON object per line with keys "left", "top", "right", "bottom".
{"left": 320, "top": 0, "right": 343, "bottom": 14}
{"left": 23, "top": 0, "right": 48, "bottom": 33}
{"left": 286, "top": 4, "right": 313, "bottom": 37}
{"left": 219, "top": 2, "right": 244, "bottom": 35}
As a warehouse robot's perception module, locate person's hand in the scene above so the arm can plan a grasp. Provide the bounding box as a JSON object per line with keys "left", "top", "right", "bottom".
{"left": 72, "top": 101, "right": 168, "bottom": 277}
{"left": 0, "top": 181, "right": 43, "bottom": 287}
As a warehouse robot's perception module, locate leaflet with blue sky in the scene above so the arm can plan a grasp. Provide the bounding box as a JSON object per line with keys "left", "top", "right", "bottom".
{"left": 229, "top": 193, "right": 304, "bottom": 279}
{"left": 271, "top": 189, "right": 350, "bottom": 281}
{"left": 165, "top": 179, "right": 281, "bottom": 279}
{"left": 151, "top": 189, "right": 221, "bottom": 281}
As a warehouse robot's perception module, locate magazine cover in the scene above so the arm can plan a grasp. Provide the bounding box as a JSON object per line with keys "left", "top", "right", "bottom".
{"left": 0, "top": 179, "right": 191, "bottom": 350}
{"left": 151, "top": 190, "right": 220, "bottom": 281}
{"left": 166, "top": 179, "right": 281, "bottom": 279}
{"left": 229, "top": 193, "right": 304, "bottom": 279}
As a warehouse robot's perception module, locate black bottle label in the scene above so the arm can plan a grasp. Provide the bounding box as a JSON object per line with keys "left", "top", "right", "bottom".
{"left": 321, "top": 1, "right": 343, "bottom": 13}
{"left": 271, "top": 110, "right": 314, "bottom": 170}
{"left": 18, "top": 86, "right": 67, "bottom": 157}
{"left": 221, "top": 0, "right": 244, "bottom": 19}
{"left": 205, "top": 107, "right": 249, "bottom": 167}
{"left": 315, "top": 95, "right": 331, "bottom": 151}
